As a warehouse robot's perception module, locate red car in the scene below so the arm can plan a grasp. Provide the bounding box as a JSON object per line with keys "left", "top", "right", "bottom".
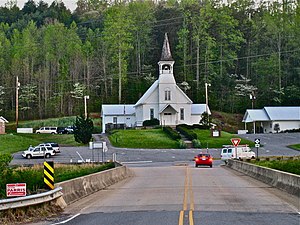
{"left": 194, "top": 153, "right": 213, "bottom": 168}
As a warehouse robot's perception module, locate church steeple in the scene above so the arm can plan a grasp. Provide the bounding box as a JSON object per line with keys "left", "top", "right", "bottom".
{"left": 158, "top": 33, "right": 175, "bottom": 77}
{"left": 160, "top": 33, "right": 173, "bottom": 61}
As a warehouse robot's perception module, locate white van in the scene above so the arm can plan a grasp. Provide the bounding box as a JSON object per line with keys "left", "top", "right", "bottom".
{"left": 221, "top": 145, "right": 255, "bottom": 163}
{"left": 35, "top": 127, "right": 58, "bottom": 134}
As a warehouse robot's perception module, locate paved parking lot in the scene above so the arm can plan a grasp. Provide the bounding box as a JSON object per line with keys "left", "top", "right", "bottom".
{"left": 239, "top": 133, "right": 300, "bottom": 156}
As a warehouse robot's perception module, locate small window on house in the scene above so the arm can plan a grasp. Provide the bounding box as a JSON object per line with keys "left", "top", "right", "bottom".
{"left": 270, "top": 123, "right": 272, "bottom": 128}
{"left": 165, "top": 89, "right": 171, "bottom": 101}
{"left": 164, "top": 113, "right": 171, "bottom": 115}
{"left": 180, "top": 108, "right": 184, "bottom": 120}
{"left": 113, "top": 117, "right": 117, "bottom": 124}
{"left": 150, "top": 108, "right": 154, "bottom": 119}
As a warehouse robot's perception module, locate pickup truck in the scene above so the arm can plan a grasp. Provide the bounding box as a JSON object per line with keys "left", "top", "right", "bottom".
{"left": 22, "top": 146, "right": 56, "bottom": 159}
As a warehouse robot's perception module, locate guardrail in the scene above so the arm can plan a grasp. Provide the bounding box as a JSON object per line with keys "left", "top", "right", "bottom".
{"left": 0, "top": 187, "right": 63, "bottom": 211}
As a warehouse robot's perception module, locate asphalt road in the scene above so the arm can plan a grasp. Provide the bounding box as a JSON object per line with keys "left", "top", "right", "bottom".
{"left": 11, "top": 133, "right": 300, "bottom": 166}
{"left": 29, "top": 162, "right": 299, "bottom": 225}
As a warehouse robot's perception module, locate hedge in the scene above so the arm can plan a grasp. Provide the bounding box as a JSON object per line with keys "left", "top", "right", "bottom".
{"left": 163, "top": 126, "right": 181, "bottom": 140}
{"left": 143, "top": 118, "right": 160, "bottom": 126}
{"left": 176, "top": 124, "right": 197, "bottom": 141}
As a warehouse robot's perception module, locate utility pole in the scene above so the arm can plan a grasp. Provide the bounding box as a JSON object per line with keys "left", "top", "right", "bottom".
{"left": 84, "top": 95, "right": 89, "bottom": 119}
{"left": 16, "top": 76, "right": 20, "bottom": 129}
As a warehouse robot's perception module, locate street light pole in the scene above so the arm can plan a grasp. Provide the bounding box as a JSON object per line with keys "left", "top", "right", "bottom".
{"left": 205, "top": 82, "right": 211, "bottom": 114}
{"left": 84, "top": 95, "right": 89, "bottom": 119}
{"left": 16, "top": 76, "right": 20, "bottom": 129}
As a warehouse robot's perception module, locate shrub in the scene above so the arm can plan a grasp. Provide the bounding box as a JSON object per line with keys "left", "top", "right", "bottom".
{"left": 163, "top": 126, "right": 181, "bottom": 140}
{"left": 192, "top": 139, "right": 201, "bottom": 148}
{"left": 176, "top": 125, "right": 197, "bottom": 141}
{"left": 143, "top": 118, "right": 160, "bottom": 126}
{"left": 178, "top": 140, "right": 187, "bottom": 149}
{"left": 74, "top": 115, "right": 94, "bottom": 144}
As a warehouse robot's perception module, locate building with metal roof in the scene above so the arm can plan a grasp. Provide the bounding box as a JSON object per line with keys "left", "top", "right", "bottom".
{"left": 242, "top": 106, "right": 300, "bottom": 133}
{"left": 101, "top": 34, "right": 210, "bottom": 133}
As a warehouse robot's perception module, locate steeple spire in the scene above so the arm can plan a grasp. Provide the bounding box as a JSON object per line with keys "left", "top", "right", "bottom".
{"left": 160, "top": 33, "right": 173, "bottom": 61}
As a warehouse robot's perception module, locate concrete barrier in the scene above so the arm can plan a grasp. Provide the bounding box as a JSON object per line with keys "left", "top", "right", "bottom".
{"left": 227, "top": 159, "right": 300, "bottom": 196}
{"left": 55, "top": 165, "right": 132, "bottom": 205}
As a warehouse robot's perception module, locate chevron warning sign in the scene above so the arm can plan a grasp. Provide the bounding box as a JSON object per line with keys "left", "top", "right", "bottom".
{"left": 44, "top": 161, "right": 54, "bottom": 190}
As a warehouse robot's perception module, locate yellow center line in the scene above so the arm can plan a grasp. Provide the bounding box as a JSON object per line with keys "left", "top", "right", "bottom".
{"left": 189, "top": 210, "right": 194, "bottom": 225}
{"left": 179, "top": 210, "right": 184, "bottom": 225}
{"left": 179, "top": 166, "right": 195, "bottom": 225}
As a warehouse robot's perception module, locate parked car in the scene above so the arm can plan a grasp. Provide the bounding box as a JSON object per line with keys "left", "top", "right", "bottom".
{"left": 57, "top": 127, "right": 68, "bottom": 134}
{"left": 194, "top": 153, "right": 213, "bottom": 168}
{"left": 65, "top": 126, "right": 75, "bottom": 134}
{"left": 221, "top": 145, "right": 255, "bottom": 163}
{"left": 38, "top": 142, "right": 60, "bottom": 153}
{"left": 22, "top": 146, "right": 55, "bottom": 159}
{"left": 35, "top": 127, "right": 58, "bottom": 134}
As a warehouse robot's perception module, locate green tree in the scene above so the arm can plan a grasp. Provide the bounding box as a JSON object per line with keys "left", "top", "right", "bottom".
{"left": 102, "top": 4, "right": 133, "bottom": 103}
{"left": 74, "top": 115, "right": 94, "bottom": 144}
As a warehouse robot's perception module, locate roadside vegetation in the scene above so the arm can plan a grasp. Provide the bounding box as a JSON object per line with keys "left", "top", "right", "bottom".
{"left": 0, "top": 157, "right": 115, "bottom": 199}
{"left": 253, "top": 159, "right": 300, "bottom": 175}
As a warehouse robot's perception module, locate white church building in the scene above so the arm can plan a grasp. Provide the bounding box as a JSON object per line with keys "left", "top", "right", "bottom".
{"left": 101, "top": 34, "right": 210, "bottom": 133}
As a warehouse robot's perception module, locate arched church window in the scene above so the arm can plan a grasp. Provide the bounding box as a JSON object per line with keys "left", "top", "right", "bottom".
{"left": 165, "top": 89, "right": 171, "bottom": 101}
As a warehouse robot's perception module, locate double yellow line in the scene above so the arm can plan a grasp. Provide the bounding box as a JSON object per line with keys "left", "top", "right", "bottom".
{"left": 179, "top": 166, "right": 194, "bottom": 225}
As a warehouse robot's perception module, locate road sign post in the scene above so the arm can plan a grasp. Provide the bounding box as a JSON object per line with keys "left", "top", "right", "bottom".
{"left": 255, "top": 139, "right": 260, "bottom": 160}
{"left": 231, "top": 138, "right": 241, "bottom": 159}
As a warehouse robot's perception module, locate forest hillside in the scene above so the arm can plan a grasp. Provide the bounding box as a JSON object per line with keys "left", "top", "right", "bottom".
{"left": 0, "top": 0, "right": 299, "bottom": 121}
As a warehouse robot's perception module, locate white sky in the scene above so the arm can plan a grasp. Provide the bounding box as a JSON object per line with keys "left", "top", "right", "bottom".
{"left": 0, "top": 0, "right": 77, "bottom": 12}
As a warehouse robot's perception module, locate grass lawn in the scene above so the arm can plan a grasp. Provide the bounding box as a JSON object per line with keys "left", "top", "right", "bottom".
{"left": 193, "top": 129, "right": 254, "bottom": 148}
{"left": 0, "top": 133, "right": 81, "bottom": 154}
{"left": 109, "top": 129, "right": 179, "bottom": 149}
{"left": 108, "top": 128, "right": 254, "bottom": 149}
{"left": 288, "top": 144, "right": 300, "bottom": 151}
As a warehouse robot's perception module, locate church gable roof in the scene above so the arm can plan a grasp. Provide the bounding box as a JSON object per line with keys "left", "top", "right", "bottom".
{"left": 135, "top": 80, "right": 159, "bottom": 107}
{"left": 160, "top": 33, "right": 173, "bottom": 61}
{"left": 175, "top": 86, "right": 193, "bottom": 104}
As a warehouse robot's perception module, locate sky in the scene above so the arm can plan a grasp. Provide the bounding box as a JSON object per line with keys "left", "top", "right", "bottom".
{"left": 0, "top": 0, "right": 77, "bottom": 12}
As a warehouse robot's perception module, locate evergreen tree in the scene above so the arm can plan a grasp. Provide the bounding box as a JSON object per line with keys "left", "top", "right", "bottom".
{"left": 74, "top": 115, "right": 94, "bottom": 144}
